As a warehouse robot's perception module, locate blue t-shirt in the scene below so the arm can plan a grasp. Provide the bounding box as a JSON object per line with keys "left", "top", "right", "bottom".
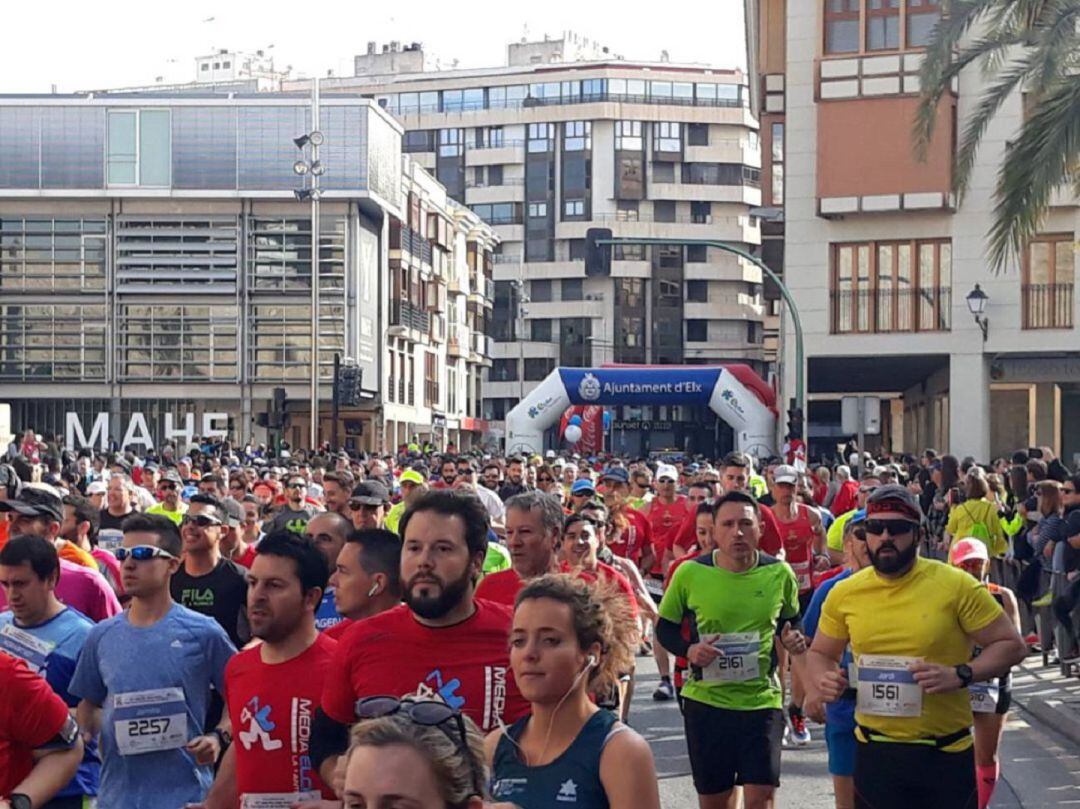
{"left": 803, "top": 568, "right": 855, "bottom": 729}
{"left": 0, "top": 607, "right": 99, "bottom": 798}
{"left": 69, "top": 603, "right": 236, "bottom": 809}
{"left": 315, "top": 588, "right": 344, "bottom": 631}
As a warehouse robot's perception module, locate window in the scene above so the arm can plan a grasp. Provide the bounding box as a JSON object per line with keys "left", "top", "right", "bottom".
{"left": 653, "top": 122, "right": 682, "bottom": 153}
{"left": 825, "top": 0, "right": 861, "bottom": 53}
{"left": 617, "top": 278, "right": 645, "bottom": 307}
{"left": 582, "top": 78, "right": 605, "bottom": 99}
{"left": 686, "top": 320, "right": 708, "bottom": 342}
{"left": 686, "top": 280, "right": 708, "bottom": 302}
{"left": 907, "top": 0, "right": 941, "bottom": 47}
{"left": 107, "top": 109, "right": 170, "bottom": 187}
{"left": 530, "top": 279, "right": 553, "bottom": 302}
{"left": 652, "top": 162, "right": 675, "bottom": 183}
{"left": 201, "top": 63, "right": 209, "bottom": 72}
{"left": 687, "top": 245, "right": 708, "bottom": 263}
{"left": 470, "top": 203, "right": 520, "bottom": 225}
{"left": 107, "top": 111, "right": 137, "bottom": 185}
{"left": 439, "top": 128, "right": 464, "bottom": 157}
{"left": 563, "top": 199, "right": 585, "bottom": 218}
{"left": 530, "top": 319, "right": 552, "bottom": 342}
{"left": 563, "top": 121, "right": 591, "bottom": 151}
{"left": 683, "top": 163, "right": 760, "bottom": 186}
{"left": 528, "top": 123, "right": 554, "bottom": 152}
{"left": 867, "top": 0, "right": 901, "bottom": 50}
{"left": 528, "top": 202, "right": 548, "bottom": 219}
{"left": 524, "top": 358, "right": 554, "bottom": 381}
{"left": 614, "top": 244, "right": 645, "bottom": 262}
{"left": 213, "top": 62, "right": 220, "bottom": 69}
{"left": 1023, "top": 234, "right": 1075, "bottom": 329}
{"left": 569, "top": 240, "right": 586, "bottom": 261}
{"left": 488, "top": 165, "right": 503, "bottom": 185}
{"left": 221, "top": 61, "right": 231, "bottom": 69}
{"left": 424, "top": 352, "right": 439, "bottom": 407}
{"left": 615, "top": 121, "right": 643, "bottom": 151}
{"left": 482, "top": 126, "right": 504, "bottom": 148}
{"left": 616, "top": 199, "right": 640, "bottom": 220}
{"left": 691, "top": 201, "right": 712, "bottom": 224}
{"left": 403, "top": 130, "right": 435, "bottom": 153}
{"left": 654, "top": 200, "right": 677, "bottom": 223}
{"left": 561, "top": 278, "right": 583, "bottom": 301}
{"left": 831, "top": 239, "right": 951, "bottom": 333}
{"left": 687, "top": 123, "right": 709, "bottom": 146}
{"left": 771, "top": 122, "right": 785, "bottom": 204}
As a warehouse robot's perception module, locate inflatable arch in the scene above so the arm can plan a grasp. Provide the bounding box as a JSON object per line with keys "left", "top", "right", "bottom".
{"left": 505, "top": 364, "right": 777, "bottom": 458}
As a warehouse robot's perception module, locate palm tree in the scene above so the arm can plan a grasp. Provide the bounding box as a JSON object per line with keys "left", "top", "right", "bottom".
{"left": 914, "top": 0, "right": 1080, "bottom": 272}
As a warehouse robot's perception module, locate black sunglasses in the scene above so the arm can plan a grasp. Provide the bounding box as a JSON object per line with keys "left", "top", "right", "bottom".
{"left": 158, "top": 482, "right": 177, "bottom": 491}
{"left": 181, "top": 514, "right": 222, "bottom": 529}
{"left": 864, "top": 518, "right": 918, "bottom": 537}
{"left": 286, "top": 481, "right": 306, "bottom": 489}
{"left": 354, "top": 697, "right": 482, "bottom": 797}
{"left": 537, "top": 476, "right": 554, "bottom": 483}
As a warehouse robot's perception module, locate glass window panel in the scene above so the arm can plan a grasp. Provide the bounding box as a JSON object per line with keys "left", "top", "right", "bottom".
{"left": 107, "top": 111, "right": 137, "bottom": 185}
{"left": 1029, "top": 242, "right": 1052, "bottom": 284}
{"left": 918, "top": 243, "right": 936, "bottom": 329}
{"left": 139, "top": 110, "right": 171, "bottom": 186}
{"left": 826, "top": 20, "right": 860, "bottom": 53}
{"left": 907, "top": 7, "right": 941, "bottom": 47}
{"left": 857, "top": 245, "right": 871, "bottom": 331}
{"left": 896, "top": 244, "right": 913, "bottom": 329}
{"left": 877, "top": 244, "right": 894, "bottom": 331}
{"left": 1055, "top": 242, "right": 1074, "bottom": 284}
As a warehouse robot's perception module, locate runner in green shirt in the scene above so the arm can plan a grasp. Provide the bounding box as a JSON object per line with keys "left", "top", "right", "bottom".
{"left": 657, "top": 490, "right": 800, "bottom": 809}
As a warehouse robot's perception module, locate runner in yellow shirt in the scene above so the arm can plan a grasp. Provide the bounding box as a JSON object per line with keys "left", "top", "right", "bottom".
{"left": 791, "top": 485, "right": 1026, "bottom": 809}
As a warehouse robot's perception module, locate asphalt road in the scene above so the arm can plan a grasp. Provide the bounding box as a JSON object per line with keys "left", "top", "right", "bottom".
{"left": 628, "top": 654, "right": 1080, "bottom": 808}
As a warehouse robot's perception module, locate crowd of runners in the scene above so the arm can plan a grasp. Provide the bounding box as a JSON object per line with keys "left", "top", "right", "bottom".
{"left": 1, "top": 431, "right": 1077, "bottom": 809}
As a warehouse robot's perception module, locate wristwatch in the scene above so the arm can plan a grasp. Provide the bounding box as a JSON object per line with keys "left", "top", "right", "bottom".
{"left": 955, "top": 664, "right": 974, "bottom": 687}
{"left": 9, "top": 793, "right": 32, "bottom": 809}
{"left": 212, "top": 727, "right": 232, "bottom": 747}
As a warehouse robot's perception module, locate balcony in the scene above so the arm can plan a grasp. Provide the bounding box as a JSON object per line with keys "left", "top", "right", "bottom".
{"left": 556, "top": 212, "right": 758, "bottom": 244}
{"left": 649, "top": 182, "right": 761, "bottom": 205}
{"left": 465, "top": 141, "right": 525, "bottom": 166}
{"left": 829, "top": 287, "right": 952, "bottom": 335}
{"left": 429, "top": 312, "right": 446, "bottom": 343}
{"left": 465, "top": 179, "right": 525, "bottom": 206}
{"left": 389, "top": 300, "right": 430, "bottom": 338}
{"left": 1023, "top": 283, "right": 1074, "bottom": 330}
{"left": 448, "top": 324, "right": 470, "bottom": 357}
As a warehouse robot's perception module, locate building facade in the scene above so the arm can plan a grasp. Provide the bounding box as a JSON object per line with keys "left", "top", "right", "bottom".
{"left": 745, "top": 0, "right": 1080, "bottom": 463}
{"left": 0, "top": 93, "right": 494, "bottom": 453}
{"left": 292, "top": 35, "right": 766, "bottom": 457}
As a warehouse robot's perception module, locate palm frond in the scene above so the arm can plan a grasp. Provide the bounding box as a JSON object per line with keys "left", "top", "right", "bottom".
{"left": 1026, "top": 2, "right": 1080, "bottom": 97}
{"left": 986, "top": 76, "right": 1080, "bottom": 271}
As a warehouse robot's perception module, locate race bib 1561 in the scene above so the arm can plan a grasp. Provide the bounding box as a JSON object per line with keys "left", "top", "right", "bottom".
{"left": 855, "top": 655, "right": 923, "bottom": 718}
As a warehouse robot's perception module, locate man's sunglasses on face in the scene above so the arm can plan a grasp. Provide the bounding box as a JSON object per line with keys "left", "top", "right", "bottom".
{"left": 181, "top": 514, "right": 222, "bottom": 529}
{"left": 538, "top": 476, "right": 554, "bottom": 483}
{"left": 115, "top": 545, "right": 176, "bottom": 562}
{"left": 287, "top": 481, "right": 306, "bottom": 490}
{"left": 158, "top": 482, "right": 177, "bottom": 491}
{"left": 863, "top": 518, "right": 918, "bottom": 537}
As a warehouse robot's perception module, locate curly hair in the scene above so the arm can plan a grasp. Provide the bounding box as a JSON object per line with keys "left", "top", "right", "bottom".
{"left": 515, "top": 573, "right": 638, "bottom": 693}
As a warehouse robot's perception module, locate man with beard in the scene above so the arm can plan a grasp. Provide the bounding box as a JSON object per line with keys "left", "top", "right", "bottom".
{"left": 321, "top": 471, "right": 354, "bottom": 518}
{"left": 263, "top": 476, "right": 315, "bottom": 536}
{"left": 312, "top": 490, "right": 529, "bottom": 787}
{"left": 497, "top": 456, "right": 530, "bottom": 502}
{"left": 795, "top": 485, "right": 1026, "bottom": 809}
{"left": 431, "top": 456, "right": 459, "bottom": 491}
{"left": 198, "top": 533, "right": 338, "bottom": 808}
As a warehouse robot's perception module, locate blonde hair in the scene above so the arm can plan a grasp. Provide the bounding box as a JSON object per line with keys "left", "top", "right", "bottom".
{"left": 515, "top": 573, "right": 638, "bottom": 693}
{"left": 346, "top": 708, "right": 487, "bottom": 807}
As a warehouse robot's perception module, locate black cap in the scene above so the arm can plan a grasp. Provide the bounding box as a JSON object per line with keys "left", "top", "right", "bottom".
{"left": 350, "top": 480, "right": 389, "bottom": 505}
{"left": 0, "top": 484, "right": 64, "bottom": 522}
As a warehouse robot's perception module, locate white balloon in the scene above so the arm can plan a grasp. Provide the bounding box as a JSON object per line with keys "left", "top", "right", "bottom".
{"left": 564, "top": 424, "right": 582, "bottom": 444}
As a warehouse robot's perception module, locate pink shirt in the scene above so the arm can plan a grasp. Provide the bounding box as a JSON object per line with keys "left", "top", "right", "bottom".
{"left": 0, "top": 559, "right": 121, "bottom": 622}
{"left": 91, "top": 548, "right": 125, "bottom": 597}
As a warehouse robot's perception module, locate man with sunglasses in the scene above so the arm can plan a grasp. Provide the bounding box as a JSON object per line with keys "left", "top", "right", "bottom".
{"left": 795, "top": 486, "right": 1027, "bottom": 809}
{"left": 70, "top": 513, "right": 236, "bottom": 809}
{"left": 264, "top": 476, "right": 316, "bottom": 537}
{"left": 348, "top": 481, "right": 390, "bottom": 532}
{"left": 1051, "top": 474, "right": 1080, "bottom": 663}
{"left": 452, "top": 462, "right": 506, "bottom": 526}
{"left": 146, "top": 471, "right": 187, "bottom": 527}
{"left": 171, "top": 495, "right": 250, "bottom": 650}
{"left": 198, "top": 533, "right": 339, "bottom": 809}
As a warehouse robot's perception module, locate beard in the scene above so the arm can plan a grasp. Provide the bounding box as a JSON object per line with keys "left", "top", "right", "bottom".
{"left": 868, "top": 540, "right": 918, "bottom": 575}
{"left": 404, "top": 568, "right": 472, "bottom": 619}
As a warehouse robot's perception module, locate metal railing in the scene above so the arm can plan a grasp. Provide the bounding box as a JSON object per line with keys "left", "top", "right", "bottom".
{"left": 1023, "top": 283, "right": 1074, "bottom": 329}
{"left": 464, "top": 178, "right": 525, "bottom": 189}
{"left": 388, "top": 93, "right": 746, "bottom": 117}
{"left": 829, "top": 287, "right": 952, "bottom": 334}
{"left": 390, "top": 300, "right": 431, "bottom": 334}
{"left": 469, "top": 139, "right": 526, "bottom": 150}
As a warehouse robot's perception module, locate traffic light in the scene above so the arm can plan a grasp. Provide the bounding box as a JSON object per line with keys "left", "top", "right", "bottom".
{"left": 335, "top": 365, "right": 364, "bottom": 408}
{"left": 786, "top": 406, "right": 804, "bottom": 442}
{"left": 585, "top": 228, "right": 612, "bottom": 277}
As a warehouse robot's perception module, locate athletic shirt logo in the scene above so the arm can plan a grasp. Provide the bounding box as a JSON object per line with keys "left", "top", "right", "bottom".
{"left": 557, "top": 779, "right": 579, "bottom": 802}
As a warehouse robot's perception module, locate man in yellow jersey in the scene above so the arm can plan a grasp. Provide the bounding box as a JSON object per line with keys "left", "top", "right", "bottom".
{"left": 793, "top": 485, "right": 1026, "bottom": 809}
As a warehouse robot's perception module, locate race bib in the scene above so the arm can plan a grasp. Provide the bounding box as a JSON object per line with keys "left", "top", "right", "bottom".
{"left": 791, "top": 559, "right": 812, "bottom": 592}
{"left": 113, "top": 687, "right": 188, "bottom": 755}
{"left": 855, "top": 655, "right": 923, "bottom": 717}
{"left": 969, "top": 680, "right": 1000, "bottom": 714}
{"left": 0, "top": 623, "right": 55, "bottom": 674}
{"left": 241, "top": 792, "right": 322, "bottom": 809}
{"left": 644, "top": 578, "right": 665, "bottom": 598}
{"left": 98, "top": 529, "right": 124, "bottom": 553}
{"left": 700, "top": 632, "right": 760, "bottom": 682}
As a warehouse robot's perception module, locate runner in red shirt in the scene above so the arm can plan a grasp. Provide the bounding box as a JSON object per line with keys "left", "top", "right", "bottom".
{"left": 771, "top": 464, "right": 827, "bottom": 748}
{"left": 476, "top": 491, "right": 565, "bottom": 607}
{"left": 642, "top": 464, "right": 690, "bottom": 702}
{"left": 324, "top": 528, "right": 403, "bottom": 641}
{"left": 600, "top": 468, "right": 653, "bottom": 568}
{"left": 312, "top": 491, "right": 529, "bottom": 789}
{"left": 0, "top": 653, "right": 83, "bottom": 804}
{"left": 204, "top": 532, "right": 338, "bottom": 807}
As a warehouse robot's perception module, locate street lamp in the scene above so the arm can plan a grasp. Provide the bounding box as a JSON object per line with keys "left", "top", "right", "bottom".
{"left": 293, "top": 77, "right": 325, "bottom": 451}
{"left": 966, "top": 283, "right": 989, "bottom": 343}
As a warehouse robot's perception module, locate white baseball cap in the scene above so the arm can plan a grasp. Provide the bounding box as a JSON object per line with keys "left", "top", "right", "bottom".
{"left": 86, "top": 481, "right": 108, "bottom": 495}
{"left": 655, "top": 464, "right": 679, "bottom": 482}
{"left": 773, "top": 465, "right": 799, "bottom": 485}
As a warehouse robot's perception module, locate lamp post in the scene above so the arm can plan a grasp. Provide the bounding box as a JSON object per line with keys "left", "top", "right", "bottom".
{"left": 293, "top": 77, "right": 326, "bottom": 451}
{"left": 966, "top": 283, "right": 989, "bottom": 343}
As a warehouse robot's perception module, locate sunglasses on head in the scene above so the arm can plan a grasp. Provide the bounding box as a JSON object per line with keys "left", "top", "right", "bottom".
{"left": 864, "top": 518, "right": 918, "bottom": 537}
{"left": 181, "top": 514, "right": 222, "bottom": 529}
{"left": 354, "top": 696, "right": 483, "bottom": 797}
{"left": 115, "top": 545, "right": 176, "bottom": 562}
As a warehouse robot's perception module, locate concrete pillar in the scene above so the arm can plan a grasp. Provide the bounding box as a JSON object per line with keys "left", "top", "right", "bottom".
{"left": 949, "top": 354, "right": 991, "bottom": 461}
{"left": 1033, "top": 382, "right": 1059, "bottom": 453}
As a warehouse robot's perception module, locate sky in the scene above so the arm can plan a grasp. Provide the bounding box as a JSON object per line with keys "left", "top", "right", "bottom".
{"left": 1, "top": 0, "right": 746, "bottom": 93}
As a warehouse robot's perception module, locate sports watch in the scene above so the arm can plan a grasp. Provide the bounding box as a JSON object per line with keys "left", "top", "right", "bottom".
{"left": 9, "top": 794, "right": 32, "bottom": 809}
{"left": 955, "top": 664, "right": 974, "bottom": 687}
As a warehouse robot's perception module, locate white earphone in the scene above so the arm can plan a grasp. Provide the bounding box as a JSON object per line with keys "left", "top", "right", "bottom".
{"left": 586, "top": 654, "right": 598, "bottom": 669}
{"left": 367, "top": 583, "right": 379, "bottom": 597}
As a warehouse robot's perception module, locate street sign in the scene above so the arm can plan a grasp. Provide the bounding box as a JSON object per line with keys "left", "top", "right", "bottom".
{"left": 841, "top": 396, "right": 881, "bottom": 435}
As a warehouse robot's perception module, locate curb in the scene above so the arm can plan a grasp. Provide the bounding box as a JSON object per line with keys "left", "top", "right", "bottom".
{"left": 1020, "top": 696, "right": 1080, "bottom": 747}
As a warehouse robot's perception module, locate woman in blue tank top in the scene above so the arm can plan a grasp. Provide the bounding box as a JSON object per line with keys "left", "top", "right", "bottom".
{"left": 485, "top": 574, "right": 660, "bottom": 809}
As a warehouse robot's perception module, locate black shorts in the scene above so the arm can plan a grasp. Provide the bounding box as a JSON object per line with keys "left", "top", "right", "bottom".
{"left": 683, "top": 699, "right": 783, "bottom": 794}
{"left": 798, "top": 590, "right": 814, "bottom": 615}
{"left": 854, "top": 738, "right": 976, "bottom": 809}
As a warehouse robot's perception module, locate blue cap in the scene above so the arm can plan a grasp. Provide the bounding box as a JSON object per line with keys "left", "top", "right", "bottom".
{"left": 571, "top": 479, "right": 596, "bottom": 495}
{"left": 849, "top": 508, "right": 867, "bottom": 525}
{"left": 600, "top": 467, "right": 629, "bottom": 484}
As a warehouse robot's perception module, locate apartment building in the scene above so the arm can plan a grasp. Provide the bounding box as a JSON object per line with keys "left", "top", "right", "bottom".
{"left": 0, "top": 92, "right": 495, "bottom": 453}
{"left": 745, "top": 0, "right": 1080, "bottom": 463}
{"left": 295, "top": 34, "right": 766, "bottom": 456}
